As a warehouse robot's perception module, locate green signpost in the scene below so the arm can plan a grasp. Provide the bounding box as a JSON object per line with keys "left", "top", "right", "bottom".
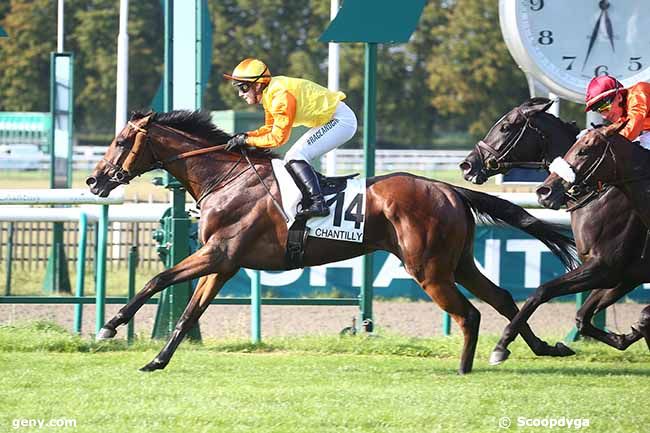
{"left": 151, "top": 0, "right": 211, "bottom": 340}
{"left": 44, "top": 52, "right": 75, "bottom": 294}
{"left": 320, "top": 0, "right": 425, "bottom": 332}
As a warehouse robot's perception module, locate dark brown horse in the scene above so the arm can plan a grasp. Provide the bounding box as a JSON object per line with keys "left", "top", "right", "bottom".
{"left": 87, "top": 110, "right": 577, "bottom": 373}
{"left": 462, "top": 99, "right": 650, "bottom": 361}
{"left": 462, "top": 104, "right": 650, "bottom": 363}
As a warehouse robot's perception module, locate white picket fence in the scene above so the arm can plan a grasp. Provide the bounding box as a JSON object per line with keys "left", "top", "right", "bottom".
{"left": 0, "top": 145, "right": 469, "bottom": 172}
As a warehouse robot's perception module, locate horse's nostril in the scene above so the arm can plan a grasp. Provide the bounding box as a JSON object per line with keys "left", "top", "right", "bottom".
{"left": 86, "top": 176, "right": 97, "bottom": 186}
{"left": 459, "top": 161, "right": 472, "bottom": 173}
{"left": 536, "top": 186, "right": 551, "bottom": 198}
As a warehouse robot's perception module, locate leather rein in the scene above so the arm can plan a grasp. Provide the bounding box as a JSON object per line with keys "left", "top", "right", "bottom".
{"left": 477, "top": 112, "right": 551, "bottom": 172}
{"left": 105, "top": 119, "right": 287, "bottom": 217}
{"left": 566, "top": 131, "right": 650, "bottom": 201}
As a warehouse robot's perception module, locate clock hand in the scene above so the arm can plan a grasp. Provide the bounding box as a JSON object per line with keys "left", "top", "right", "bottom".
{"left": 582, "top": 9, "right": 604, "bottom": 71}
{"left": 602, "top": 1, "right": 615, "bottom": 52}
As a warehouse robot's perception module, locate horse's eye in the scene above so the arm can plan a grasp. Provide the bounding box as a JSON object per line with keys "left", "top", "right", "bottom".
{"left": 577, "top": 148, "right": 589, "bottom": 156}
{"left": 116, "top": 139, "right": 127, "bottom": 148}
{"left": 500, "top": 123, "right": 510, "bottom": 132}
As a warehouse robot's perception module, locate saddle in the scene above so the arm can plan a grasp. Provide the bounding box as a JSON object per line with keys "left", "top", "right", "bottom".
{"left": 286, "top": 170, "right": 359, "bottom": 270}
{"left": 317, "top": 172, "right": 358, "bottom": 195}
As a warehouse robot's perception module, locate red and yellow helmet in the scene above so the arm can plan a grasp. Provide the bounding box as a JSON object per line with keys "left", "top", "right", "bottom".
{"left": 223, "top": 58, "right": 272, "bottom": 85}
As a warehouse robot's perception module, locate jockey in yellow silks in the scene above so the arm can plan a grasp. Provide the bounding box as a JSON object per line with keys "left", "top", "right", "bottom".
{"left": 223, "top": 58, "right": 357, "bottom": 218}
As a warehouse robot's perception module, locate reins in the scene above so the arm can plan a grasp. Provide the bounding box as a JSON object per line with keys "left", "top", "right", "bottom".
{"left": 478, "top": 112, "right": 551, "bottom": 171}
{"left": 116, "top": 118, "right": 288, "bottom": 219}
{"left": 242, "top": 149, "right": 289, "bottom": 222}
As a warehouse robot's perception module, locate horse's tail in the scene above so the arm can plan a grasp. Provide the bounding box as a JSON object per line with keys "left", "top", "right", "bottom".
{"left": 452, "top": 186, "right": 578, "bottom": 270}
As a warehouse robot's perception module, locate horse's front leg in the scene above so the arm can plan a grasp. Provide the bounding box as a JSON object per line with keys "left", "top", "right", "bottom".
{"left": 97, "top": 243, "right": 230, "bottom": 340}
{"left": 490, "top": 261, "right": 619, "bottom": 364}
{"left": 140, "top": 271, "right": 236, "bottom": 372}
{"left": 576, "top": 282, "right": 641, "bottom": 350}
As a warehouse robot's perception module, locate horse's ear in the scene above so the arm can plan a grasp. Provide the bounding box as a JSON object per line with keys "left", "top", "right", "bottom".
{"left": 521, "top": 97, "right": 553, "bottom": 116}
{"left": 604, "top": 120, "right": 629, "bottom": 136}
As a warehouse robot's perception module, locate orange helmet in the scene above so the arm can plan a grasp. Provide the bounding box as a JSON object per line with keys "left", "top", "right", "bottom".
{"left": 223, "top": 58, "right": 272, "bottom": 85}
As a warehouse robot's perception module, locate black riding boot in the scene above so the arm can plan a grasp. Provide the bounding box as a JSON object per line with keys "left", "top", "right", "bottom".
{"left": 285, "top": 160, "right": 330, "bottom": 218}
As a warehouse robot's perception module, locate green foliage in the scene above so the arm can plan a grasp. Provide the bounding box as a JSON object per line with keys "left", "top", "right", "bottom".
{"left": 427, "top": 0, "right": 530, "bottom": 138}
{"left": 0, "top": 0, "right": 573, "bottom": 148}
{"left": 0, "top": 0, "right": 56, "bottom": 112}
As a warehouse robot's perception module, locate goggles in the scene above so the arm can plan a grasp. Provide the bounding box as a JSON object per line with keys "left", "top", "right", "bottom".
{"left": 233, "top": 81, "right": 252, "bottom": 93}
{"left": 591, "top": 96, "right": 615, "bottom": 113}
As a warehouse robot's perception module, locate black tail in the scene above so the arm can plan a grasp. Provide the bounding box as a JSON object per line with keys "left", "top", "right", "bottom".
{"left": 452, "top": 186, "right": 578, "bottom": 270}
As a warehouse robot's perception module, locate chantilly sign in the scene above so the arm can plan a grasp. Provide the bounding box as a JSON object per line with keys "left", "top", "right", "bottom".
{"left": 217, "top": 226, "right": 650, "bottom": 302}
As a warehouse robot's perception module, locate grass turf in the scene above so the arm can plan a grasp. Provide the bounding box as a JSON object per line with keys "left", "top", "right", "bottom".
{"left": 0, "top": 322, "right": 647, "bottom": 433}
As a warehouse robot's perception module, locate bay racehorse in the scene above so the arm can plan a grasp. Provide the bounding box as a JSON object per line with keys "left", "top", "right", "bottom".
{"left": 462, "top": 104, "right": 650, "bottom": 362}
{"left": 87, "top": 110, "right": 578, "bottom": 374}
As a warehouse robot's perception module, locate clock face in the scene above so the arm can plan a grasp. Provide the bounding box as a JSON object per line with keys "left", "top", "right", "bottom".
{"left": 501, "top": 0, "right": 650, "bottom": 102}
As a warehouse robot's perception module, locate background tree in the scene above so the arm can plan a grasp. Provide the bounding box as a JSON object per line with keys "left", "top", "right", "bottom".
{"left": 70, "top": 1, "right": 162, "bottom": 136}
{"left": 0, "top": 0, "right": 56, "bottom": 112}
{"left": 427, "top": 0, "right": 530, "bottom": 139}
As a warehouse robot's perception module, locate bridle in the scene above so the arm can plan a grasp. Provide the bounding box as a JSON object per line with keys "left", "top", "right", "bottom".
{"left": 476, "top": 110, "right": 551, "bottom": 172}
{"left": 103, "top": 116, "right": 231, "bottom": 185}
{"left": 564, "top": 131, "right": 650, "bottom": 200}
{"left": 103, "top": 118, "right": 161, "bottom": 184}
{"left": 563, "top": 132, "right": 616, "bottom": 202}
{"left": 102, "top": 115, "right": 288, "bottom": 219}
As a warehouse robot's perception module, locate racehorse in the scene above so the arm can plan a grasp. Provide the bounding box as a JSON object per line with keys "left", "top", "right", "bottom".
{"left": 461, "top": 99, "right": 650, "bottom": 362}
{"left": 86, "top": 110, "right": 577, "bottom": 374}
{"left": 461, "top": 103, "right": 650, "bottom": 362}
{"left": 536, "top": 122, "right": 650, "bottom": 349}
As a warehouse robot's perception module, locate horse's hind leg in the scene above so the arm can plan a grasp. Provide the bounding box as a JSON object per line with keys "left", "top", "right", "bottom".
{"left": 455, "top": 259, "right": 574, "bottom": 359}
{"left": 420, "top": 276, "right": 480, "bottom": 375}
{"left": 140, "top": 272, "right": 235, "bottom": 372}
{"left": 576, "top": 283, "right": 643, "bottom": 350}
{"left": 97, "top": 243, "right": 227, "bottom": 339}
{"left": 633, "top": 305, "right": 650, "bottom": 351}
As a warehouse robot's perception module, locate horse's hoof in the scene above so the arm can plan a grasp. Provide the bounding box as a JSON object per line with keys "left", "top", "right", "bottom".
{"left": 489, "top": 348, "right": 510, "bottom": 365}
{"left": 552, "top": 342, "right": 575, "bottom": 357}
{"left": 139, "top": 359, "right": 166, "bottom": 372}
{"left": 96, "top": 326, "right": 117, "bottom": 341}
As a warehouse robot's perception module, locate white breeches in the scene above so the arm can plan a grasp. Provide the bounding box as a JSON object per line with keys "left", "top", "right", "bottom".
{"left": 283, "top": 101, "right": 357, "bottom": 163}
{"left": 638, "top": 131, "right": 650, "bottom": 150}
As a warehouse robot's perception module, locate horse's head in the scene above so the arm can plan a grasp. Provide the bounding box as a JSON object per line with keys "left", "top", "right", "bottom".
{"left": 536, "top": 121, "right": 627, "bottom": 209}
{"left": 460, "top": 98, "right": 556, "bottom": 184}
{"left": 87, "top": 112, "right": 157, "bottom": 197}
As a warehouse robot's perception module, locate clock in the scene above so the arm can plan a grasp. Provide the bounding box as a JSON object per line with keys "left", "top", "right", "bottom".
{"left": 499, "top": 0, "right": 650, "bottom": 103}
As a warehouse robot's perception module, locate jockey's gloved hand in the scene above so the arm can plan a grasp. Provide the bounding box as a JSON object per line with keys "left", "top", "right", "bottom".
{"left": 225, "top": 133, "right": 248, "bottom": 151}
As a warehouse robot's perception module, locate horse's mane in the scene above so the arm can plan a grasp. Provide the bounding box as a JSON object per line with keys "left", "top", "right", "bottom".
{"left": 137, "top": 110, "right": 279, "bottom": 160}
{"left": 522, "top": 98, "right": 580, "bottom": 138}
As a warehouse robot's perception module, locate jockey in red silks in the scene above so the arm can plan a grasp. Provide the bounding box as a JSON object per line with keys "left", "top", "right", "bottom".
{"left": 223, "top": 58, "right": 358, "bottom": 218}
{"left": 585, "top": 75, "right": 650, "bottom": 149}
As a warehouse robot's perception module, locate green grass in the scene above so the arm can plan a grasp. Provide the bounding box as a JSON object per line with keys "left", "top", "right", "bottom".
{"left": 0, "top": 322, "right": 647, "bottom": 433}
{"left": 1, "top": 267, "right": 161, "bottom": 297}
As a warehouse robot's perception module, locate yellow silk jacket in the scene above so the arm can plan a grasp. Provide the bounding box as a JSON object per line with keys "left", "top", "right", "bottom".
{"left": 246, "top": 76, "right": 346, "bottom": 148}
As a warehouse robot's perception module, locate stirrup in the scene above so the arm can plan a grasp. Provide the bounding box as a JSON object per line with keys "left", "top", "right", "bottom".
{"left": 298, "top": 199, "right": 330, "bottom": 218}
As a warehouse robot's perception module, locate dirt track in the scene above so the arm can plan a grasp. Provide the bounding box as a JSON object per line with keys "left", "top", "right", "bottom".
{"left": 0, "top": 301, "right": 645, "bottom": 340}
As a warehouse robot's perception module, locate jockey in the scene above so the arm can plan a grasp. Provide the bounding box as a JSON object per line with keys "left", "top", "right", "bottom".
{"left": 585, "top": 75, "right": 650, "bottom": 148}
{"left": 223, "top": 58, "right": 358, "bottom": 218}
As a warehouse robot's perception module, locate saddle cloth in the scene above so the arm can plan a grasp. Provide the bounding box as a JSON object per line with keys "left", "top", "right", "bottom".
{"left": 271, "top": 159, "right": 366, "bottom": 243}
